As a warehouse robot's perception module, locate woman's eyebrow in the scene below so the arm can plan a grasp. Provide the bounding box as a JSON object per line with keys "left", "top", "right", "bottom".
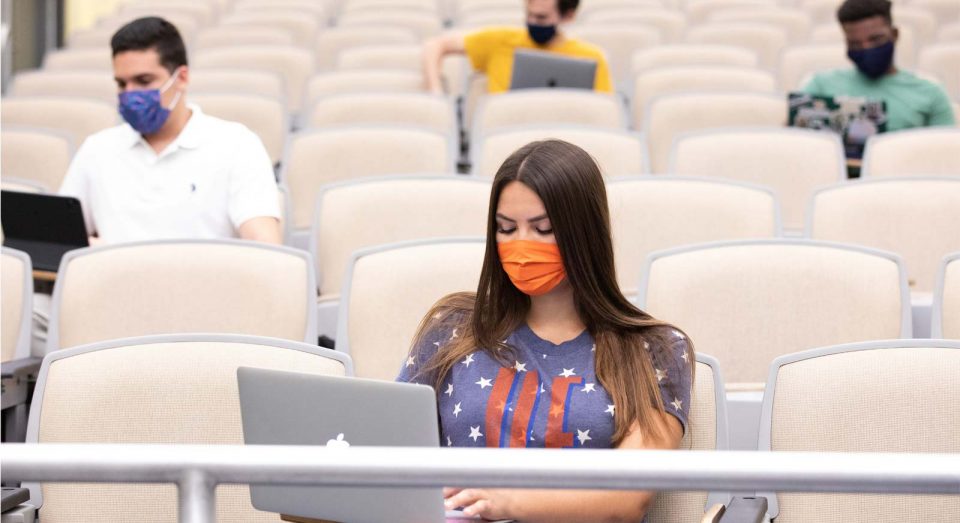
{"left": 495, "top": 213, "right": 549, "bottom": 223}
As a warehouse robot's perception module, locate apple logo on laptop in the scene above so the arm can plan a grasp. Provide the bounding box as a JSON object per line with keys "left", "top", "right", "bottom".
{"left": 326, "top": 433, "right": 350, "bottom": 448}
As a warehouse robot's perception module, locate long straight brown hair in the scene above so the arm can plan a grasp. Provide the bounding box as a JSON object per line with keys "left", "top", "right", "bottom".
{"left": 412, "top": 140, "right": 694, "bottom": 445}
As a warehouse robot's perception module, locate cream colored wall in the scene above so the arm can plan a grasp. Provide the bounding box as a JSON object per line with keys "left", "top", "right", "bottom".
{"left": 64, "top": 0, "right": 126, "bottom": 37}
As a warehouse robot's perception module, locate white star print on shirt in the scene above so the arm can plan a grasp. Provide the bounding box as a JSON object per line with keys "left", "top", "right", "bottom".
{"left": 582, "top": 383, "right": 596, "bottom": 393}
{"left": 476, "top": 377, "right": 492, "bottom": 389}
{"left": 590, "top": 344, "right": 596, "bottom": 352}
{"left": 655, "top": 368, "right": 666, "bottom": 383}
{"left": 672, "top": 329, "right": 685, "bottom": 339}
{"left": 514, "top": 361, "right": 527, "bottom": 372}
{"left": 445, "top": 384, "right": 454, "bottom": 396}
{"left": 559, "top": 368, "right": 576, "bottom": 377}
{"left": 462, "top": 354, "right": 474, "bottom": 367}
{"left": 539, "top": 383, "right": 546, "bottom": 394}
{"left": 405, "top": 356, "right": 415, "bottom": 367}
{"left": 671, "top": 397, "right": 683, "bottom": 412}
{"left": 577, "top": 429, "right": 592, "bottom": 445}
{"left": 451, "top": 328, "right": 459, "bottom": 339}
{"left": 605, "top": 404, "right": 615, "bottom": 416}
{"left": 433, "top": 341, "right": 441, "bottom": 348}
{"left": 453, "top": 402, "right": 462, "bottom": 417}
{"left": 469, "top": 426, "right": 483, "bottom": 442}
{"left": 447, "top": 436, "right": 452, "bottom": 447}
{"left": 681, "top": 351, "right": 689, "bottom": 363}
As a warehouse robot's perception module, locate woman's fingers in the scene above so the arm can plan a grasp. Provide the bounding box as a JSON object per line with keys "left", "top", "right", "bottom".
{"left": 443, "top": 487, "right": 462, "bottom": 498}
{"left": 444, "top": 488, "right": 484, "bottom": 510}
{"left": 462, "top": 498, "right": 491, "bottom": 517}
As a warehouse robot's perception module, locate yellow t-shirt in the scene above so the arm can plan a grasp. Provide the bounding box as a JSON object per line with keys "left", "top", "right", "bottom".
{"left": 464, "top": 27, "right": 613, "bottom": 94}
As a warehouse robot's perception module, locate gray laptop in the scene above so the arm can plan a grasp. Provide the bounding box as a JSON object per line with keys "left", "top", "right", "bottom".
{"left": 238, "top": 368, "right": 486, "bottom": 523}
{"left": 510, "top": 49, "right": 598, "bottom": 90}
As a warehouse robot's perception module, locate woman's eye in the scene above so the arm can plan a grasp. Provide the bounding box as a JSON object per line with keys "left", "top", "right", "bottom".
{"left": 497, "top": 227, "right": 516, "bottom": 234}
{"left": 536, "top": 228, "right": 553, "bottom": 235}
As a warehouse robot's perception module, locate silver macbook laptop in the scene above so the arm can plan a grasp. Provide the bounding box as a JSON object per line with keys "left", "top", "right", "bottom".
{"left": 510, "top": 49, "right": 597, "bottom": 90}
{"left": 238, "top": 368, "right": 485, "bottom": 523}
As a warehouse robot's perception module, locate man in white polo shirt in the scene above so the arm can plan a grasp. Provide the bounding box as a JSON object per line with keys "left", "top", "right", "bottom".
{"left": 59, "top": 16, "right": 282, "bottom": 244}
{"left": 32, "top": 17, "right": 283, "bottom": 356}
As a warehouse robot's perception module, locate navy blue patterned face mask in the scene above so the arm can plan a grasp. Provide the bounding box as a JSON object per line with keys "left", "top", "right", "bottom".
{"left": 847, "top": 41, "right": 895, "bottom": 79}
{"left": 527, "top": 23, "right": 557, "bottom": 45}
{"left": 118, "top": 69, "right": 182, "bottom": 135}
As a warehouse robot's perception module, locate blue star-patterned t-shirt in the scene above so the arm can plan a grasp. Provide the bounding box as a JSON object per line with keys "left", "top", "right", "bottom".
{"left": 397, "top": 321, "right": 692, "bottom": 449}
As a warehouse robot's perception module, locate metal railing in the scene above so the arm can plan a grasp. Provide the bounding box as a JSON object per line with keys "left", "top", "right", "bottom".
{"left": 3, "top": 444, "right": 959, "bottom": 522}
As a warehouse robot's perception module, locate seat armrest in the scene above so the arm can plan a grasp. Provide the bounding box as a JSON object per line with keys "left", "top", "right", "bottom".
{"left": 0, "top": 358, "right": 42, "bottom": 380}
{"left": 702, "top": 503, "right": 726, "bottom": 523}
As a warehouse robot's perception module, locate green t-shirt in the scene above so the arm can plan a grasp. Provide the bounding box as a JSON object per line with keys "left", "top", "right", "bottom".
{"left": 803, "top": 68, "right": 956, "bottom": 131}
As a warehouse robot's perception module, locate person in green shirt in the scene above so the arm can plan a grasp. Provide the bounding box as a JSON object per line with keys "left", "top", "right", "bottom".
{"left": 803, "top": 0, "right": 955, "bottom": 131}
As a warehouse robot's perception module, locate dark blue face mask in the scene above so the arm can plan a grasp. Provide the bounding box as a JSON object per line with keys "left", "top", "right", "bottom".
{"left": 118, "top": 69, "right": 182, "bottom": 135}
{"left": 847, "top": 41, "right": 895, "bottom": 80}
{"left": 527, "top": 23, "right": 557, "bottom": 45}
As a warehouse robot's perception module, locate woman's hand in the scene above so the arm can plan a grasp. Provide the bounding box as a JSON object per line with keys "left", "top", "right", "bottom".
{"left": 444, "top": 487, "right": 518, "bottom": 520}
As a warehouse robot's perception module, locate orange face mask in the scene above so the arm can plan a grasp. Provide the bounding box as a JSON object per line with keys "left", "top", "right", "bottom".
{"left": 497, "top": 240, "right": 566, "bottom": 296}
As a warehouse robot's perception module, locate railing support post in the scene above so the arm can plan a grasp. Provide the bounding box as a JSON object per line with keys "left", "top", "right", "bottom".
{"left": 178, "top": 468, "right": 215, "bottom": 523}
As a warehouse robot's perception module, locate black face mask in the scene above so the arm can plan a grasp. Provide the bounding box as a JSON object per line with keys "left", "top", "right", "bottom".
{"left": 847, "top": 41, "right": 895, "bottom": 80}
{"left": 527, "top": 23, "right": 557, "bottom": 45}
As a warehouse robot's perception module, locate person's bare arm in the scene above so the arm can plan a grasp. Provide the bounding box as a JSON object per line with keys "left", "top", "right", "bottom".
{"left": 238, "top": 216, "right": 282, "bottom": 245}
{"left": 422, "top": 32, "right": 466, "bottom": 95}
{"left": 444, "top": 413, "right": 685, "bottom": 523}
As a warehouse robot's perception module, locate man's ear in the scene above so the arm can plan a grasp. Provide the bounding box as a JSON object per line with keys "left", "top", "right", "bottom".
{"left": 176, "top": 65, "right": 189, "bottom": 87}
{"left": 891, "top": 25, "right": 899, "bottom": 43}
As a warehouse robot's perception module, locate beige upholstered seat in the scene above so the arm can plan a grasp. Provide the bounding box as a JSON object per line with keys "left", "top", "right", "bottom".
{"left": 642, "top": 92, "right": 787, "bottom": 173}
{"left": 607, "top": 176, "right": 780, "bottom": 297}
{"left": 193, "top": 45, "right": 313, "bottom": 112}
{"left": 190, "top": 93, "right": 286, "bottom": 165}
{"left": 685, "top": 0, "right": 774, "bottom": 24}
{"left": 304, "top": 70, "right": 424, "bottom": 106}
{"left": 472, "top": 126, "right": 647, "bottom": 177}
{"left": 9, "top": 70, "right": 116, "bottom": 104}
{"left": 312, "top": 176, "right": 489, "bottom": 302}
{"left": 282, "top": 127, "right": 455, "bottom": 233}
{"left": 582, "top": 8, "right": 687, "bottom": 41}
{"left": 760, "top": 340, "right": 960, "bottom": 522}
{"left": 0, "top": 178, "right": 46, "bottom": 193}
{"left": 195, "top": 26, "right": 294, "bottom": 48}
{"left": 95, "top": 14, "right": 200, "bottom": 44}
{"left": 933, "top": 252, "right": 960, "bottom": 339}
{"left": 66, "top": 27, "right": 123, "bottom": 48}
{"left": 1, "top": 248, "right": 32, "bottom": 363}
{"left": 1, "top": 98, "right": 114, "bottom": 149}
{"left": 306, "top": 93, "right": 455, "bottom": 135}
{"left": 685, "top": 22, "right": 789, "bottom": 69}
{"left": 337, "top": 11, "right": 443, "bottom": 39}
{"left": 631, "top": 45, "right": 758, "bottom": 75}
{"left": 861, "top": 128, "right": 960, "bottom": 178}
{"left": 578, "top": 0, "right": 663, "bottom": 18}
{"left": 343, "top": 0, "right": 439, "bottom": 14}
{"left": 909, "top": 0, "right": 960, "bottom": 20}
{"left": 778, "top": 45, "right": 848, "bottom": 91}
{"left": 26, "top": 334, "right": 351, "bottom": 523}
{"left": 631, "top": 66, "right": 776, "bottom": 125}
{"left": 917, "top": 44, "right": 960, "bottom": 101}
{"left": 939, "top": 22, "right": 960, "bottom": 42}
{"left": 117, "top": 3, "right": 215, "bottom": 26}
{"left": 891, "top": 5, "right": 938, "bottom": 44}
{"left": 457, "top": 10, "right": 524, "bottom": 28}
{"left": 809, "top": 23, "right": 917, "bottom": 69}
{"left": 337, "top": 238, "right": 486, "bottom": 380}
{"left": 189, "top": 69, "right": 286, "bottom": 106}
{"left": 708, "top": 7, "right": 812, "bottom": 43}
{"left": 314, "top": 26, "right": 418, "bottom": 70}
{"left": 41, "top": 48, "right": 113, "bottom": 71}
{"left": 647, "top": 353, "right": 729, "bottom": 523}
{"left": 219, "top": 11, "right": 321, "bottom": 46}
{"left": 0, "top": 127, "right": 74, "bottom": 192}
{"left": 639, "top": 240, "right": 909, "bottom": 387}
{"left": 807, "top": 177, "right": 960, "bottom": 292}
{"left": 233, "top": 0, "right": 329, "bottom": 18}
{"left": 336, "top": 44, "right": 423, "bottom": 72}
{"left": 473, "top": 89, "right": 626, "bottom": 137}
{"left": 568, "top": 25, "right": 661, "bottom": 86}
{"left": 48, "top": 240, "right": 317, "bottom": 352}
{"left": 670, "top": 128, "right": 845, "bottom": 231}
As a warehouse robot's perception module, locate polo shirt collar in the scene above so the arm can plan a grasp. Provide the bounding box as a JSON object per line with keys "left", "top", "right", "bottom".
{"left": 122, "top": 102, "right": 207, "bottom": 151}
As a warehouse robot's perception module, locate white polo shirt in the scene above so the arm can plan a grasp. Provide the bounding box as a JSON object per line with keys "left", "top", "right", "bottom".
{"left": 60, "top": 103, "right": 281, "bottom": 244}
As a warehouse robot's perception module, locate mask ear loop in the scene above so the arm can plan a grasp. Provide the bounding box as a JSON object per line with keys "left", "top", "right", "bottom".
{"left": 160, "top": 67, "right": 184, "bottom": 111}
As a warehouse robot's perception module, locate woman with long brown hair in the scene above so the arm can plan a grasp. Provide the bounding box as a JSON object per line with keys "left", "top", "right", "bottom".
{"left": 398, "top": 140, "right": 693, "bottom": 522}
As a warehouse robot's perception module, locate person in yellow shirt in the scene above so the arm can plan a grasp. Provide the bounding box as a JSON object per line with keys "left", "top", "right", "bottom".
{"left": 423, "top": 0, "right": 613, "bottom": 94}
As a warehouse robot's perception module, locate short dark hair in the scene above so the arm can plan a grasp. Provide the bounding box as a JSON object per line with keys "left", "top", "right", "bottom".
{"left": 110, "top": 17, "right": 187, "bottom": 73}
{"left": 558, "top": 0, "right": 579, "bottom": 16}
{"left": 837, "top": 0, "right": 893, "bottom": 25}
